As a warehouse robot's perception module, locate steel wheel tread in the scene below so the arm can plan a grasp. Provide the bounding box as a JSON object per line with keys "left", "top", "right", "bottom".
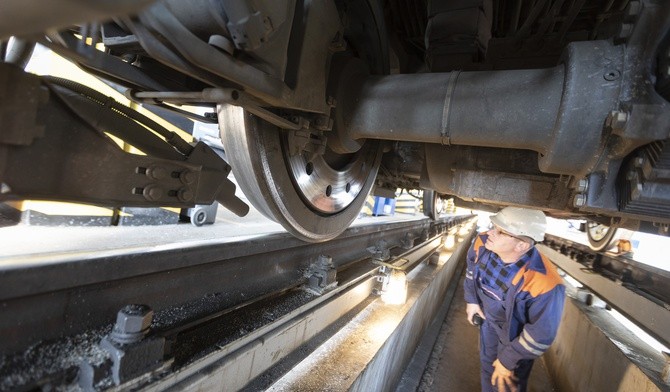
{"left": 219, "top": 105, "right": 382, "bottom": 242}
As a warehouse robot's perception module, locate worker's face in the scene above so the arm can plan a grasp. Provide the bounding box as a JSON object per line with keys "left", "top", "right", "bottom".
{"left": 485, "top": 226, "right": 526, "bottom": 258}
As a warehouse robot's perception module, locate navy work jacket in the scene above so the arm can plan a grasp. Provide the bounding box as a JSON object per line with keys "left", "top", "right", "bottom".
{"left": 464, "top": 233, "right": 565, "bottom": 370}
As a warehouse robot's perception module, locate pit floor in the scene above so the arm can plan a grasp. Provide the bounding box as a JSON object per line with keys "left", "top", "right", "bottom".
{"left": 419, "top": 274, "right": 556, "bottom": 391}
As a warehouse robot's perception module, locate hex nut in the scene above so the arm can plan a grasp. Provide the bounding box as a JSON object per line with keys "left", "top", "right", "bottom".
{"left": 574, "top": 194, "right": 586, "bottom": 207}
{"left": 115, "top": 304, "right": 153, "bottom": 334}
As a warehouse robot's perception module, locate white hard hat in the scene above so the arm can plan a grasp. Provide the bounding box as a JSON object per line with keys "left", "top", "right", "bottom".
{"left": 490, "top": 207, "right": 547, "bottom": 242}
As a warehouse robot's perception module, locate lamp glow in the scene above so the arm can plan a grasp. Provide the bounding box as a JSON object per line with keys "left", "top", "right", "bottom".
{"left": 381, "top": 270, "right": 408, "bottom": 305}
{"left": 445, "top": 234, "right": 456, "bottom": 250}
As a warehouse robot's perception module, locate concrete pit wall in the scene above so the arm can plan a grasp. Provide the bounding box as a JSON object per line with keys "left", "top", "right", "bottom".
{"left": 544, "top": 296, "right": 668, "bottom": 392}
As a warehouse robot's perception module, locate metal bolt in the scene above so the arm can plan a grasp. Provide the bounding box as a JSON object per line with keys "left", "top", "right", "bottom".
{"left": 177, "top": 187, "right": 194, "bottom": 202}
{"left": 318, "top": 254, "right": 333, "bottom": 267}
{"left": 576, "top": 178, "right": 589, "bottom": 193}
{"left": 146, "top": 165, "right": 168, "bottom": 180}
{"left": 574, "top": 194, "right": 586, "bottom": 207}
{"left": 115, "top": 304, "right": 153, "bottom": 334}
{"left": 143, "top": 185, "right": 163, "bottom": 201}
{"left": 633, "top": 156, "right": 645, "bottom": 167}
{"left": 180, "top": 170, "right": 197, "bottom": 185}
{"left": 110, "top": 304, "right": 153, "bottom": 344}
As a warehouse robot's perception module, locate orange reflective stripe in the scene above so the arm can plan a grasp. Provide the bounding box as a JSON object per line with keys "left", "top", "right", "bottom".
{"left": 512, "top": 253, "right": 563, "bottom": 297}
{"left": 473, "top": 235, "right": 485, "bottom": 261}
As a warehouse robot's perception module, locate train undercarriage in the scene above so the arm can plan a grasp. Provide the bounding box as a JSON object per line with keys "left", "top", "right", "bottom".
{"left": 1, "top": 0, "right": 669, "bottom": 242}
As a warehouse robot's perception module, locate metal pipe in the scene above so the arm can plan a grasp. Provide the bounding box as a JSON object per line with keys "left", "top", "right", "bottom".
{"left": 345, "top": 67, "right": 564, "bottom": 155}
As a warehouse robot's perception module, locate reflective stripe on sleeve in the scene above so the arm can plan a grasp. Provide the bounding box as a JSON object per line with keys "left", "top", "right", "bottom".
{"left": 519, "top": 330, "right": 549, "bottom": 356}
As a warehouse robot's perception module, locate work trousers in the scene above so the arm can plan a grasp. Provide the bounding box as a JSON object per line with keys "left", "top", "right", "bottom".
{"left": 479, "top": 321, "right": 534, "bottom": 392}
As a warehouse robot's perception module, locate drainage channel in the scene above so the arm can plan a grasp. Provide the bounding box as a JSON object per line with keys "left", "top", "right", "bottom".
{"left": 0, "top": 215, "right": 476, "bottom": 391}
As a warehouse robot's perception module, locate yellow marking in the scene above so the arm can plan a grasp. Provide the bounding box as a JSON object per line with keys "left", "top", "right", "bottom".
{"left": 9, "top": 201, "right": 115, "bottom": 216}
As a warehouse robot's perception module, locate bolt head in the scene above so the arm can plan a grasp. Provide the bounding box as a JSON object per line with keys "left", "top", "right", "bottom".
{"left": 574, "top": 194, "right": 586, "bottom": 207}
{"left": 317, "top": 254, "right": 333, "bottom": 267}
{"left": 146, "top": 166, "right": 168, "bottom": 180}
{"left": 143, "top": 185, "right": 163, "bottom": 201}
{"left": 115, "top": 304, "right": 153, "bottom": 334}
{"left": 178, "top": 187, "right": 194, "bottom": 202}
{"left": 180, "top": 170, "right": 197, "bottom": 185}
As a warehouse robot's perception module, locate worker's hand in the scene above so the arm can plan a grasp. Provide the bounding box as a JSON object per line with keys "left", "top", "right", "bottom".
{"left": 465, "top": 303, "right": 485, "bottom": 326}
{"left": 491, "top": 359, "right": 518, "bottom": 392}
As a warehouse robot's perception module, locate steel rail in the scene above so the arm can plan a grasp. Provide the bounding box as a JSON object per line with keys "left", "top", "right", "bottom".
{"left": 136, "top": 233, "right": 455, "bottom": 391}
{"left": 540, "top": 234, "right": 670, "bottom": 349}
{"left": 0, "top": 216, "right": 471, "bottom": 356}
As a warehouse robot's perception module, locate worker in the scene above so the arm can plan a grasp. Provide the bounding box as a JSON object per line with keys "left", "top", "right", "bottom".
{"left": 464, "top": 207, "right": 565, "bottom": 392}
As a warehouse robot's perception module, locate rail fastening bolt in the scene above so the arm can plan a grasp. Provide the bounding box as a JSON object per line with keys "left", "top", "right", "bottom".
{"left": 116, "top": 304, "right": 153, "bottom": 334}
{"left": 574, "top": 194, "right": 586, "bottom": 207}
{"left": 110, "top": 304, "right": 154, "bottom": 344}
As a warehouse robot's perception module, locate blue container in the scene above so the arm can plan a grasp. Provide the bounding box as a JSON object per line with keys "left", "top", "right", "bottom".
{"left": 372, "top": 197, "right": 396, "bottom": 216}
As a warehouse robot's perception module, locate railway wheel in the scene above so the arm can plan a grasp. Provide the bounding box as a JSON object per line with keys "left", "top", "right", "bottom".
{"left": 219, "top": 106, "right": 382, "bottom": 242}
{"left": 423, "top": 190, "right": 444, "bottom": 220}
{"left": 219, "top": 1, "right": 388, "bottom": 242}
{"left": 586, "top": 220, "right": 618, "bottom": 251}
